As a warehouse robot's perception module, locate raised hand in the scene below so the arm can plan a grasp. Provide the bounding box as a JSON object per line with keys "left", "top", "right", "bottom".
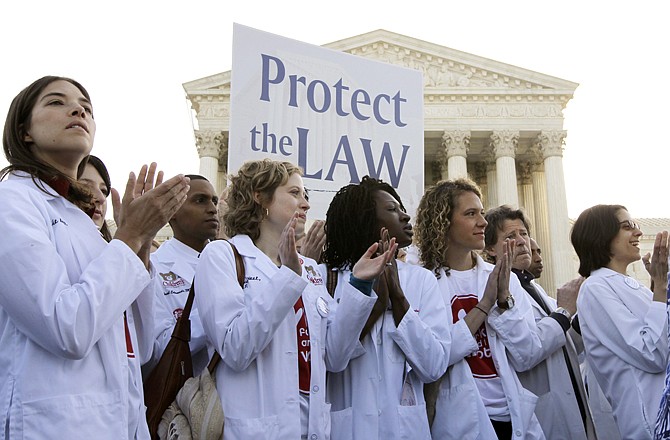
{"left": 112, "top": 163, "right": 163, "bottom": 228}
{"left": 352, "top": 228, "right": 397, "bottom": 281}
{"left": 496, "top": 238, "right": 514, "bottom": 303}
{"left": 299, "top": 219, "right": 326, "bottom": 262}
{"left": 355, "top": 228, "right": 399, "bottom": 339}
{"left": 557, "top": 277, "right": 585, "bottom": 316}
{"left": 649, "top": 231, "right": 669, "bottom": 301}
{"left": 373, "top": 228, "right": 408, "bottom": 327}
{"left": 112, "top": 163, "right": 190, "bottom": 254}
{"left": 481, "top": 239, "right": 513, "bottom": 310}
{"left": 481, "top": 256, "right": 502, "bottom": 308}
{"left": 278, "top": 212, "right": 302, "bottom": 276}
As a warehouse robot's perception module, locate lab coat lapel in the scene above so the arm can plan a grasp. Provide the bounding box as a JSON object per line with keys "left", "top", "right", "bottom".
{"left": 231, "top": 235, "right": 279, "bottom": 281}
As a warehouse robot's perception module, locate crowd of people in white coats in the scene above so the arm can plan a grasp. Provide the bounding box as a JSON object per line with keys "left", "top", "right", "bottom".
{"left": 0, "top": 75, "right": 669, "bottom": 440}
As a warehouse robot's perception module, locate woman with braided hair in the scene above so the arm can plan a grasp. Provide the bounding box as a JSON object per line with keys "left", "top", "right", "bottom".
{"left": 321, "top": 175, "right": 451, "bottom": 440}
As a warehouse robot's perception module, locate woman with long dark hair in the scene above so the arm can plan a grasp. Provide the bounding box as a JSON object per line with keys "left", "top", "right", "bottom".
{"left": 0, "top": 76, "right": 189, "bottom": 438}
{"left": 79, "top": 154, "right": 113, "bottom": 241}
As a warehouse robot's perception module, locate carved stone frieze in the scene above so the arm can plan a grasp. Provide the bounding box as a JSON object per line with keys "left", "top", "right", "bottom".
{"left": 424, "top": 103, "right": 565, "bottom": 119}
{"left": 442, "top": 130, "right": 471, "bottom": 159}
{"left": 195, "top": 130, "right": 227, "bottom": 159}
{"left": 197, "top": 104, "right": 230, "bottom": 119}
{"left": 346, "top": 43, "right": 548, "bottom": 90}
{"left": 489, "top": 130, "right": 519, "bottom": 159}
{"left": 533, "top": 130, "right": 566, "bottom": 159}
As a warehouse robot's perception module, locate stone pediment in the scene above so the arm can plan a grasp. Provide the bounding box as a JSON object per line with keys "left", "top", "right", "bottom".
{"left": 184, "top": 29, "right": 578, "bottom": 97}
{"left": 183, "top": 71, "right": 231, "bottom": 95}
{"left": 324, "top": 30, "right": 578, "bottom": 94}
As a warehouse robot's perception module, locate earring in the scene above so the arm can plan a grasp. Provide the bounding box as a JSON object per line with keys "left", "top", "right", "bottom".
{"left": 265, "top": 208, "right": 269, "bottom": 218}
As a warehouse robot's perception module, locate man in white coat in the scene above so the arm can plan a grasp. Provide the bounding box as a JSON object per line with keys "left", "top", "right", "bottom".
{"left": 484, "top": 206, "right": 597, "bottom": 440}
{"left": 145, "top": 175, "right": 219, "bottom": 376}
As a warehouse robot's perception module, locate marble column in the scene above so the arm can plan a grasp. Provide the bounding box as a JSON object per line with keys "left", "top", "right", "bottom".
{"left": 536, "top": 130, "right": 573, "bottom": 290}
{"left": 518, "top": 161, "right": 536, "bottom": 233}
{"left": 485, "top": 161, "right": 497, "bottom": 210}
{"left": 471, "top": 162, "right": 488, "bottom": 208}
{"left": 530, "top": 161, "right": 555, "bottom": 295}
{"left": 195, "top": 130, "right": 227, "bottom": 194}
{"left": 442, "top": 130, "right": 470, "bottom": 179}
{"left": 490, "top": 130, "right": 519, "bottom": 208}
{"left": 439, "top": 157, "right": 449, "bottom": 181}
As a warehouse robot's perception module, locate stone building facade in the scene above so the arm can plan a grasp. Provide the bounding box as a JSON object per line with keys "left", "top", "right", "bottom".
{"left": 181, "top": 30, "right": 662, "bottom": 294}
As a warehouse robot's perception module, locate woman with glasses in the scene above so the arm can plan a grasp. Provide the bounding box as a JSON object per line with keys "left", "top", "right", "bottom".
{"left": 571, "top": 205, "right": 669, "bottom": 439}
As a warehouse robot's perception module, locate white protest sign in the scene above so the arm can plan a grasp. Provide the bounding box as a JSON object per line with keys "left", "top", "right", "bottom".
{"left": 230, "top": 23, "right": 424, "bottom": 220}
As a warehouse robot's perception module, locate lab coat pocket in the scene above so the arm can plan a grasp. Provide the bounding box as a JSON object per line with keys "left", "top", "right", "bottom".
{"left": 534, "top": 390, "right": 576, "bottom": 438}
{"left": 431, "top": 382, "right": 482, "bottom": 440}
{"left": 22, "top": 390, "right": 122, "bottom": 437}
{"left": 330, "top": 407, "right": 353, "bottom": 440}
{"left": 397, "top": 403, "right": 431, "bottom": 440}
{"left": 518, "top": 388, "right": 539, "bottom": 434}
{"left": 224, "top": 414, "right": 280, "bottom": 440}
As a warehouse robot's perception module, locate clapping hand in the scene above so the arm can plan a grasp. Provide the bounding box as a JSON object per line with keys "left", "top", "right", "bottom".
{"left": 645, "top": 231, "right": 669, "bottom": 301}
{"left": 352, "top": 228, "right": 397, "bottom": 281}
{"left": 112, "top": 163, "right": 190, "bottom": 254}
{"left": 299, "top": 219, "right": 326, "bottom": 262}
{"left": 279, "top": 212, "right": 302, "bottom": 276}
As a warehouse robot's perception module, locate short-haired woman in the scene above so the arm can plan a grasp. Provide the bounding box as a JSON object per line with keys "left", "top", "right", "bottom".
{"left": 572, "top": 204, "right": 669, "bottom": 439}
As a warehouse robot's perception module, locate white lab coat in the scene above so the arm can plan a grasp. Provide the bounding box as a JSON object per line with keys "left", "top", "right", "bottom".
{"left": 431, "top": 263, "right": 497, "bottom": 440}
{"left": 147, "top": 237, "right": 209, "bottom": 375}
{"left": 433, "top": 256, "right": 546, "bottom": 440}
{"left": 0, "top": 174, "right": 155, "bottom": 440}
{"left": 577, "top": 267, "right": 668, "bottom": 440}
{"left": 582, "top": 358, "right": 622, "bottom": 440}
{"left": 320, "top": 261, "right": 451, "bottom": 440}
{"left": 515, "top": 279, "right": 597, "bottom": 439}
{"left": 196, "top": 235, "right": 375, "bottom": 440}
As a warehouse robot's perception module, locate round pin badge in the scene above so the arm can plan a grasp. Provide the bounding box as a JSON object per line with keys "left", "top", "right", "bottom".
{"left": 624, "top": 277, "right": 639, "bottom": 289}
{"left": 317, "top": 297, "right": 329, "bottom": 317}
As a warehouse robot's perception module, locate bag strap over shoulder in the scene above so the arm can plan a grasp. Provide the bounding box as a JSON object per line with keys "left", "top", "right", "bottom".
{"left": 227, "top": 240, "right": 245, "bottom": 288}
{"left": 180, "top": 284, "right": 196, "bottom": 322}
{"left": 204, "top": 239, "right": 245, "bottom": 373}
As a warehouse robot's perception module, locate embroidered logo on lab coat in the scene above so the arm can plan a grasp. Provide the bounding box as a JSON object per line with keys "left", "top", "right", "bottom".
{"left": 305, "top": 265, "right": 324, "bottom": 286}
{"left": 160, "top": 271, "right": 186, "bottom": 288}
{"left": 159, "top": 271, "right": 188, "bottom": 295}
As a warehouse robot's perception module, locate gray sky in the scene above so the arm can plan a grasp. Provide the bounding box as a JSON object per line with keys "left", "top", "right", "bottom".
{"left": 1, "top": 0, "right": 668, "bottom": 219}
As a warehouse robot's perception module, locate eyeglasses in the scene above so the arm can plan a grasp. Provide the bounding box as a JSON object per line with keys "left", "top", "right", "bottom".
{"left": 619, "top": 220, "right": 641, "bottom": 231}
